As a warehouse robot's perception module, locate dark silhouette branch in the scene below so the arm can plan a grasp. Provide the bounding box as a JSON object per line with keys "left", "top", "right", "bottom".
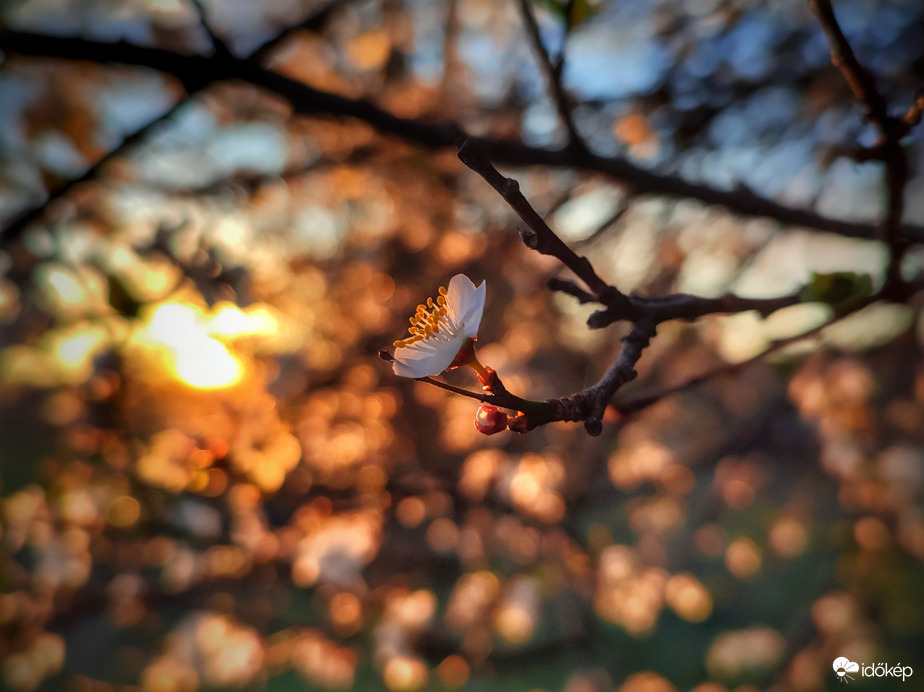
{"left": 0, "top": 0, "right": 347, "bottom": 243}
{"left": 459, "top": 138, "right": 802, "bottom": 329}
{"left": 547, "top": 277, "right": 595, "bottom": 304}
{"left": 458, "top": 138, "right": 612, "bottom": 299}
{"left": 188, "top": 0, "right": 234, "bottom": 59}
{"left": 1, "top": 97, "right": 191, "bottom": 242}
{"left": 614, "top": 291, "right": 885, "bottom": 416}
{"left": 809, "top": 0, "right": 921, "bottom": 298}
{"left": 3, "top": 28, "right": 923, "bottom": 244}
{"left": 448, "top": 139, "right": 924, "bottom": 433}
{"left": 517, "top": 0, "right": 584, "bottom": 151}
{"left": 379, "top": 142, "right": 826, "bottom": 435}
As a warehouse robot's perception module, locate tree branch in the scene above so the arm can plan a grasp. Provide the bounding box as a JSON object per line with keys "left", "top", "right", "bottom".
{"left": 808, "top": 0, "right": 893, "bottom": 134}
{"left": 613, "top": 292, "right": 882, "bottom": 416}
{"left": 383, "top": 143, "right": 819, "bottom": 436}
{"left": 0, "top": 1, "right": 345, "bottom": 242}
{"left": 459, "top": 138, "right": 803, "bottom": 329}
{"left": 188, "top": 0, "right": 234, "bottom": 59}
{"left": 516, "top": 0, "right": 584, "bottom": 151}
{"left": 1, "top": 97, "right": 191, "bottom": 241}
{"left": 2, "top": 28, "right": 921, "bottom": 244}
{"left": 809, "top": 0, "right": 920, "bottom": 298}
{"left": 458, "top": 138, "right": 613, "bottom": 298}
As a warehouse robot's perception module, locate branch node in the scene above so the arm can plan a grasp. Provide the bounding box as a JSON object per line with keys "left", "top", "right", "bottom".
{"left": 520, "top": 227, "right": 539, "bottom": 249}
{"left": 583, "top": 418, "right": 603, "bottom": 436}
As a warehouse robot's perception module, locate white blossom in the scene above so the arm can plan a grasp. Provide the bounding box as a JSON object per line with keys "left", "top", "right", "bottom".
{"left": 392, "top": 274, "right": 486, "bottom": 378}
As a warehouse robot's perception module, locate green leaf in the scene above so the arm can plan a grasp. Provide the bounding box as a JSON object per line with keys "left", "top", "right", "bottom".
{"left": 532, "top": 0, "right": 600, "bottom": 31}
{"left": 800, "top": 271, "right": 873, "bottom": 306}
{"left": 567, "top": 0, "right": 599, "bottom": 28}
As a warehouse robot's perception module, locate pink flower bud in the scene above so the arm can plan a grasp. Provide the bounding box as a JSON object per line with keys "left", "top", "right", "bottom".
{"left": 474, "top": 403, "right": 508, "bottom": 435}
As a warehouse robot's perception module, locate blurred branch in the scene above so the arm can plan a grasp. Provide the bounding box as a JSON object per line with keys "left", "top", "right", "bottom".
{"left": 808, "top": 0, "right": 893, "bottom": 135}
{"left": 809, "top": 0, "right": 920, "bottom": 298}
{"left": 249, "top": 0, "right": 350, "bottom": 62}
{"left": 0, "top": 97, "right": 191, "bottom": 242}
{"left": 188, "top": 0, "right": 233, "bottom": 59}
{"left": 3, "top": 29, "right": 922, "bottom": 244}
{"left": 0, "top": 0, "right": 345, "bottom": 243}
{"left": 573, "top": 197, "right": 633, "bottom": 249}
{"left": 517, "top": 0, "right": 585, "bottom": 151}
{"left": 439, "top": 0, "right": 462, "bottom": 102}
{"left": 614, "top": 290, "right": 887, "bottom": 417}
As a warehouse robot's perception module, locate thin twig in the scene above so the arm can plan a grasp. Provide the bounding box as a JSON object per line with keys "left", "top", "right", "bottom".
{"left": 3, "top": 29, "right": 921, "bottom": 243}
{"left": 188, "top": 0, "right": 233, "bottom": 59}
{"left": 517, "top": 0, "right": 584, "bottom": 151}
{"left": 614, "top": 292, "right": 883, "bottom": 416}
{"left": 0, "top": 0, "right": 345, "bottom": 243}
{"left": 573, "top": 198, "right": 633, "bottom": 249}
{"left": 249, "top": 0, "right": 349, "bottom": 62}
{"left": 1, "top": 98, "right": 191, "bottom": 241}
{"left": 457, "top": 138, "right": 615, "bottom": 299}
{"left": 548, "top": 277, "right": 595, "bottom": 303}
{"left": 808, "top": 0, "right": 919, "bottom": 298}
{"left": 377, "top": 350, "right": 490, "bottom": 403}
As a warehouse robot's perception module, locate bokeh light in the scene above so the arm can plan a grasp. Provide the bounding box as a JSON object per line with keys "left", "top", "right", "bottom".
{"left": 1, "top": 0, "right": 923, "bottom": 691}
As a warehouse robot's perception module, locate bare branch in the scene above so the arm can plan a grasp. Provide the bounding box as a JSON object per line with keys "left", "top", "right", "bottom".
{"left": 2, "top": 29, "right": 921, "bottom": 244}
{"left": 581, "top": 321, "right": 654, "bottom": 434}
{"left": 459, "top": 139, "right": 803, "bottom": 328}
{"left": 808, "top": 0, "right": 920, "bottom": 298}
{"left": 458, "top": 138, "right": 615, "bottom": 299}
{"left": 0, "top": 1, "right": 344, "bottom": 243}
{"left": 517, "top": 0, "right": 584, "bottom": 151}
{"left": 808, "top": 0, "right": 892, "bottom": 133}
{"left": 615, "top": 291, "right": 885, "bottom": 416}
{"left": 249, "top": 0, "right": 349, "bottom": 62}
{"left": 450, "top": 141, "right": 888, "bottom": 435}
{"left": 1, "top": 98, "right": 189, "bottom": 242}
{"left": 188, "top": 0, "right": 233, "bottom": 59}
{"left": 585, "top": 291, "right": 803, "bottom": 330}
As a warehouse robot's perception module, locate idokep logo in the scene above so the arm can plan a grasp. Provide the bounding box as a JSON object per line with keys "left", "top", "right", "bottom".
{"left": 833, "top": 658, "right": 859, "bottom": 683}
{"left": 833, "top": 657, "right": 913, "bottom": 684}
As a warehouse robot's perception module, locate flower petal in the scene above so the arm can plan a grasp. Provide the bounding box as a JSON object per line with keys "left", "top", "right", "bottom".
{"left": 446, "top": 274, "right": 486, "bottom": 339}
{"left": 392, "top": 331, "right": 466, "bottom": 378}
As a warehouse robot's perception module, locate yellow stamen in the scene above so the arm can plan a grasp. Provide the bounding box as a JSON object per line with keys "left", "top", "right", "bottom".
{"left": 393, "top": 284, "right": 451, "bottom": 348}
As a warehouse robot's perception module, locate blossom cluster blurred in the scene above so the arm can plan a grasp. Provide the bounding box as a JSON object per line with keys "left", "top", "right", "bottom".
{"left": 1, "top": 0, "right": 924, "bottom": 691}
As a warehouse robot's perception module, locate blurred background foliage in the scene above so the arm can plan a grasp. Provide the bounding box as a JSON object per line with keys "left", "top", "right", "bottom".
{"left": 1, "top": 0, "right": 924, "bottom": 691}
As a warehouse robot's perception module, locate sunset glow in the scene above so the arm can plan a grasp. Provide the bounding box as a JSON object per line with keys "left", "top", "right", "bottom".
{"left": 131, "top": 302, "right": 253, "bottom": 389}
